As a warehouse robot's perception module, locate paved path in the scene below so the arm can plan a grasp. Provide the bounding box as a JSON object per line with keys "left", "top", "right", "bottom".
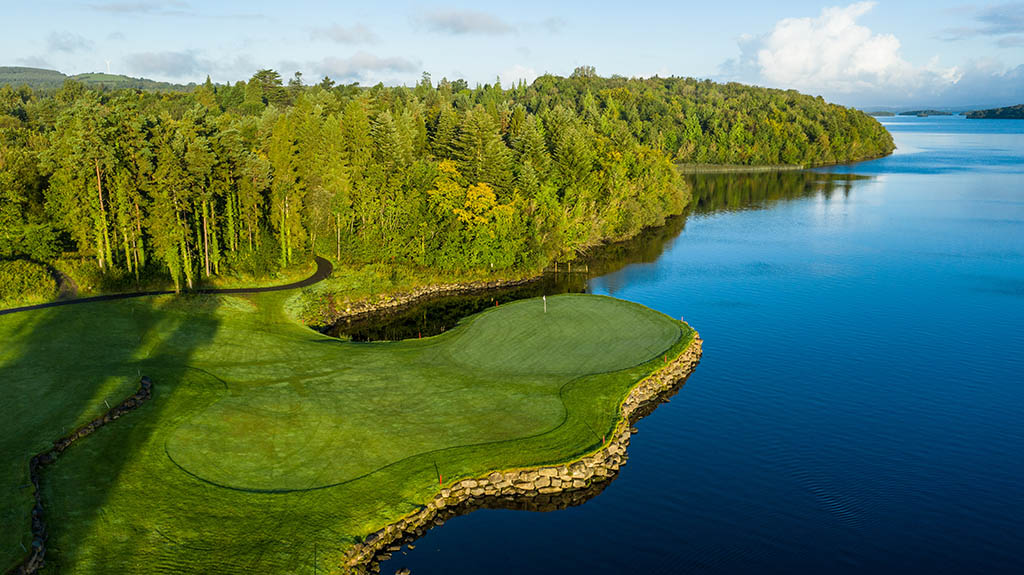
{"left": 0, "top": 257, "right": 333, "bottom": 317}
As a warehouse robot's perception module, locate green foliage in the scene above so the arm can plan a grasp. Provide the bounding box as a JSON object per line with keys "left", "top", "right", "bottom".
{"left": 0, "top": 259, "right": 56, "bottom": 306}
{"left": 965, "top": 104, "right": 1024, "bottom": 119}
{"left": 0, "top": 70, "right": 893, "bottom": 298}
{"left": 521, "top": 74, "right": 894, "bottom": 165}
{"left": 0, "top": 67, "right": 67, "bottom": 91}
{"left": 899, "top": 109, "right": 952, "bottom": 117}
{"left": 0, "top": 66, "right": 194, "bottom": 93}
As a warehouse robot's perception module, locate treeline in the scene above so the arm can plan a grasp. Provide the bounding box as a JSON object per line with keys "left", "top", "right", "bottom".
{"left": 531, "top": 67, "right": 894, "bottom": 165}
{"left": 0, "top": 66, "right": 195, "bottom": 94}
{"left": 0, "top": 67, "right": 891, "bottom": 290}
{"left": 965, "top": 104, "right": 1024, "bottom": 119}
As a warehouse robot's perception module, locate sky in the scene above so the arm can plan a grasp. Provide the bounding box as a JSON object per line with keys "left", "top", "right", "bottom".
{"left": 5, "top": 0, "right": 1024, "bottom": 108}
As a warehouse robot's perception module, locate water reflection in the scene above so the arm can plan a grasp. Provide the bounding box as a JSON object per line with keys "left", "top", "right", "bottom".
{"left": 327, "top": 216, "right": 692, "bottom": 341}
{"left": 325, "top": 275, "right": 586, "bottom": 341}
{"left": 329, "top": 170, "right": 874, "bottom": 341}
{"left": 378, "top": 118, "right": 1024, "bottom": 575}
{"left": 688, "top": 171, "right": 870, "bottom": 214}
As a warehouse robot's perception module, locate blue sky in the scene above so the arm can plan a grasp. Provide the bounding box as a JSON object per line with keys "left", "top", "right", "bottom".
{"left": 6, "top": 1, "right": 1024, "bottom": 107}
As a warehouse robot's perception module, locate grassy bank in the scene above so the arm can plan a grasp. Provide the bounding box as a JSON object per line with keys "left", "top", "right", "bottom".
{"left": 51, "top": 257, "right": 318, "bottom": 299}
{"left": 0, "top": 289, "right": 694, "bottom": 573}
{"left": 284, "top": 261, "right": 542, "bottom": 326}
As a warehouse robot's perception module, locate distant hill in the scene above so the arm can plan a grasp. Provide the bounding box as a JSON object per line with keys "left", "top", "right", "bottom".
{"left": 0, "top": 66, "right": 194, "bottom": 92}
{"left": 0, "top": 67, "right": 67, "bottom": 90}
{"left": 898, "top": 109, "right": 953, "bottom": 117}
{"left": 867, "top": 111, "right": 895, "bottom": 117}
{"left": 965, "top": 104, "right": 1024, "bottom": 119}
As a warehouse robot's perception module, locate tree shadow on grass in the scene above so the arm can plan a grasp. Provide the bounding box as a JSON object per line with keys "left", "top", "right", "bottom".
{"left": 4, "top": 290, "right": 695, "bottom": 574}
{"left": 0, "top": 294, "right": 223, "bottom": 573}
{"left": 30, "top": 292, "right": 373, "bottom": 574}
{"left": 43, "top": 295, "right": 225, "bottom": 573}
{"left": 0, "top": 296, "right": 162, "bottom": 569}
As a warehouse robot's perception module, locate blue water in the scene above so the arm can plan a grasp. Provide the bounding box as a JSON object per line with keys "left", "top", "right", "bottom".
{"left": 383, "top": 116, "right": 1024, "bottom": 574}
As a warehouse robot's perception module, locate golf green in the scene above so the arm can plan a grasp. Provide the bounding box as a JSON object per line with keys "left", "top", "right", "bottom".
{"left": 0, "top": 290, "right": 693, "bottom": 572}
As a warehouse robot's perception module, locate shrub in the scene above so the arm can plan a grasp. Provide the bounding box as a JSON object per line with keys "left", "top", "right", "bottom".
{"left": 53, "top": 257, "right": 170, "bottom": 295}
{"left": 0, "top": 259, "right": 57, "bottom": 307}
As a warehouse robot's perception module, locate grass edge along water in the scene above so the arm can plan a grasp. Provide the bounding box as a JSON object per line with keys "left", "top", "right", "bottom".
{"left": 1, "top": 291, "right": 695, "bottom": 573}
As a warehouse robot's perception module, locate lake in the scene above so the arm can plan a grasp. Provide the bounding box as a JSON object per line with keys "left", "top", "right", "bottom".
{"left": 382, "top": 116, "right": 1024, "bottom": 574}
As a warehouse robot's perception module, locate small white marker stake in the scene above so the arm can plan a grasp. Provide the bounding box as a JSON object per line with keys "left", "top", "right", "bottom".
{"left": 543, "top": 295, "right": 547, "bottom": 313}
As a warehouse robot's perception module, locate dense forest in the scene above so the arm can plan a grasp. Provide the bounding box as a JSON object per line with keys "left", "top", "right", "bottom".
{"left": 0, "top": 67, "right": 893, "bottom": 294}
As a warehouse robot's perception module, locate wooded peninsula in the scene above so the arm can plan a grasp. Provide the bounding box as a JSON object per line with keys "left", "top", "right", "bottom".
{"left": 965, "top": 104, "right": 1024, "bottom": 119}
{"left": 1, "top": 67, "right": 894, "bottom": 303}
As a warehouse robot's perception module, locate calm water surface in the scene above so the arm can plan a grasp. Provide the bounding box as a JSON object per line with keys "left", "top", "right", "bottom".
{"left": 383, "top": 116, "right": 1024, "bottom": 574}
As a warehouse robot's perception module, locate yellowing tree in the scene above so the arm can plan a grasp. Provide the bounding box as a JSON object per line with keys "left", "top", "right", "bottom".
{"left": 454, "top": 182, "right": 497, "bottom": 227}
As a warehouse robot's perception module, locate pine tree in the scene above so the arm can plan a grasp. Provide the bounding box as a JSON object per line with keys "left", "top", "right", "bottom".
{"left": 454, "top": 106, "right": 512, "bottom": 194}
{"left": 430, "top": 106, "right": 458, "bottom": 158}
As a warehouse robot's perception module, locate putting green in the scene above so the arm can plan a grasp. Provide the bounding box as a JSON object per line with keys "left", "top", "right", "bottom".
{"left": 0, "top": 290, "right": 694, "bottom": 573}
{"left": 163, "top": 295, "right": 680, "bottom": 492}
{"left": 448, "top": 295, "right": 681, "bottom": 375}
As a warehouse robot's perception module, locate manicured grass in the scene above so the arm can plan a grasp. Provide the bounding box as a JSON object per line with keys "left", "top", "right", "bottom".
{"left": 0, "top": 291, "right": 693, "bottom": 573}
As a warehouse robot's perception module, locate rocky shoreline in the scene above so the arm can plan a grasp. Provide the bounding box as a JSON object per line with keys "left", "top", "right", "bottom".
{"left": 7, "top": 376, "right": 154, "bottom": 575}
{"left": 370, "top": 474, "right": 619, "bottom": 571}
{"left": 316, "top": 274, "right": 546, "bottom": 330}
{"left": 341, "top": 332, "right": 703, "bottom": 574}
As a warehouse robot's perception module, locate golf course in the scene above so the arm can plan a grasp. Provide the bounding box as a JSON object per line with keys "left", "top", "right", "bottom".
{"left": 0, "top": 273, "right": 696, "bottom": 573}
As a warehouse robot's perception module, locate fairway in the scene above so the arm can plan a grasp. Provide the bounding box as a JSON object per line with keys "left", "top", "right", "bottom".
{"left": 0, "top": 291, "right": 694, "bottom": 573}
{"left": 169, "top": 295, "right": 680, "bottom": 491}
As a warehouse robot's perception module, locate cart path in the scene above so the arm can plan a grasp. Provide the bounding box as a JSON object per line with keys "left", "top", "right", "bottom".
{"left": 0, "top": 257, "right": 333, "bottom": 317}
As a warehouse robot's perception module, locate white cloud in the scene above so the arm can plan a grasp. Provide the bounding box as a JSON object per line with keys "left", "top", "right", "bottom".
{"left": 939, "top": 61, "right": 1024, "bottom": 106}
{"left": 541, "top": 17, "right": 566, "bottom": 33}
{"left": 313, "top": 52, "right": 419, "bottom": 82}
{"left": 941, "top": 2, "right": 1024, "bottom": 41}
{"left": 997, "top": 35, "right": 1024, "bottom": 47}
{"left": 125, "top": 50, "right": 209, "bottom": 77}
{"left": 500, "top": 64, "right": 537, "bottom": 86}
{"left": 17, "top": 56, "right": 53, "bottom": 69}
{"left": 311, "top": 23, "right": 378, "bottom": 44}
{"left": 47, "top": 31, "right": 94, "bottom": 53}
{"left": 725, "top": 2, "right": 960, "bottom": 100}
{"left": 416, "top": 9, "right": 513, "bottom": 35}
{"left": 85, "top": 1, "right": 190, "bottom": 15}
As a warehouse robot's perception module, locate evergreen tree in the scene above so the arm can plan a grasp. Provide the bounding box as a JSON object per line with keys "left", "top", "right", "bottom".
{"left": 0, "top": 69, "right": 892, "bottom": 289}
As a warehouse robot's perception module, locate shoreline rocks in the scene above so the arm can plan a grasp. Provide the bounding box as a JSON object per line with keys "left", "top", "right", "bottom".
{"left": 341, "top": 333, "right": 703, "bottom": 574}
{"left": 316, "top": 274, "right": 544, "bottom": 330}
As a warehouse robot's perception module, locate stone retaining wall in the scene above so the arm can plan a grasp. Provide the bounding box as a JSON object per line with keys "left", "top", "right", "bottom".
{"left": 319, "top": 275, "right": 543, "bottom": 328}
{"left": 342, "top": 332, "right": 703, "bottom": 573}
{"left": 6, "top": 377, "right": 154, "bottom": 575}
{"left": 369, "top": 475, "right": 618, "bottom": 569}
